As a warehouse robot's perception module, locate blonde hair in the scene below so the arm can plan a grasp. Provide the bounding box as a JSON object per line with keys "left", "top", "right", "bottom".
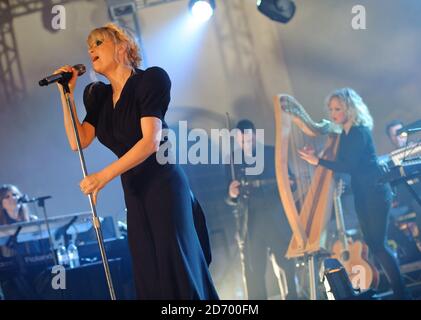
{"left": 326, "top": 88, "right": 374, "bottom": 130}
{"left": 87, "top": 23, "right": 141, "bottom": 69}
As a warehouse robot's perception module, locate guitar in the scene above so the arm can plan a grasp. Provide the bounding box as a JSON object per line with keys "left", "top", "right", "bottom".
{"left": 331, "top": 179, "right": 380, "bottom": 291}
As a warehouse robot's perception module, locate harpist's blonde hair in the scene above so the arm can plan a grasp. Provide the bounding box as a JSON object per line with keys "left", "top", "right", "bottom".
{"left": 326, "top": 88, "right": 374, "bottom": 130}
{"left": 87, "top": 23, "right": 141, "bottom": 69}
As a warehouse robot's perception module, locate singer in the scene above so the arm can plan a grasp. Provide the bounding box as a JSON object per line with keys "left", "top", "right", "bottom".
{"left": 53, "top": 23, "right": 218, "bottom": 299}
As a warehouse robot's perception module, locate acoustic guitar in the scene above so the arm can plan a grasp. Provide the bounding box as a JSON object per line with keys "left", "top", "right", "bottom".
{"left": 331, "top": 179, "right": 380, "bottom": 291}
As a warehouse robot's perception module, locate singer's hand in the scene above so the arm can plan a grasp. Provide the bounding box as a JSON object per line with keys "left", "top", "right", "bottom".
{"left": 79, "top": 171, "right": 109, "bottom": 205}
{"left": 229, "top": 180, "right": 240, "bottom": 198}
{"left": 54, "top": 65, "right": 77, "bottom": 93}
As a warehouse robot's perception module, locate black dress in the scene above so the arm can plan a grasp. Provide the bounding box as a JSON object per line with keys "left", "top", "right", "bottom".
{"left": 82, "top": 66, "right": 219, "bottom": 300}
{"left": 318, "top": 125, "right": 408, "bottom": 298}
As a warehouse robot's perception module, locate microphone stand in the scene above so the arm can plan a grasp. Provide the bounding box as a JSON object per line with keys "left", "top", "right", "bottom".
{"left": 6, "top": 226, "right": 22, "bottom": 248}
{"left": 54, "top": 216, "right": 77, "bottom": 244}
{"left": 59, "top": 81, "right": 116, "bottom": 300}
{"left": 35, "top": 196, "right": 58, "bottom": 266}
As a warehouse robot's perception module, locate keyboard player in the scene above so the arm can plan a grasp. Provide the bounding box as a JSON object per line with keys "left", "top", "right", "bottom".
{"left": 0, "top": 184, "right": 38, "bottom": 299}
{"left": 0, "top": 184, "right": 35, "bottom": 226}
{"left": 384, "top": 120, "right": 421, "bottom": 253}
{"left": 386, "top": 120, "right": 409, "bottom": 150}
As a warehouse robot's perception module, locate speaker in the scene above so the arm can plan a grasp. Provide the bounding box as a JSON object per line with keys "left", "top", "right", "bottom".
{"left": 34, "top": 258, "right": 133, "bottom": 299}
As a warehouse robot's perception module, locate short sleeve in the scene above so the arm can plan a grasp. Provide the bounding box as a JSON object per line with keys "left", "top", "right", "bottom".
{"left": 83, "top": 81, "right": 107, "bottom": 128}
{"left": 136, "top": 67, "right": 171, "bottom": 120}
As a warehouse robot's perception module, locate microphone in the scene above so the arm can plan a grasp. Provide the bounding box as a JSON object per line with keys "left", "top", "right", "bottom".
{"left": 18, "top": 195, "right": 52, "bottom": 204}
{"left": 396, "top": 120, "right": 421, "bottom": 136}
{"left": 17, "top": 194, "right": 30, "bottom": 204}
{"left": 39, "top": 64, "right": 86, "bottom": 86}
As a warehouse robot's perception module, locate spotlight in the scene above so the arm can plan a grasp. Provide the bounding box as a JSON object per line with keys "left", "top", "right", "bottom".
{"left": 189, "top": 0, "right": 215, "bottom": 22}
{"left": 257, "top": 0, "right": 296, "bottom": 24}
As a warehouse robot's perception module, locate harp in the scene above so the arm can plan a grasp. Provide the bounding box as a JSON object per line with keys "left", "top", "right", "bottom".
{"left": 273, "top": 94, "right": 341, "bottom": 299}
{"left": 273, "top": 93, "right": 341, "bottom": 261}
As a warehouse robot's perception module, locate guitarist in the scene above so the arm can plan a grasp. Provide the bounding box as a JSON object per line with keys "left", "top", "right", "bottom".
{"left": 226, "top": 119, "right": 298, "bottom": 300}
{"left": 299, "top": 88, "right": 411, "bottom": 299}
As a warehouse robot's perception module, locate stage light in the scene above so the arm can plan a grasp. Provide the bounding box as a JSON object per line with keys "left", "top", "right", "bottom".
{"left": 257, "top": 0, "right": 296, "bottom": 24}
{"left": 189, "top": 0, "right": 215, "bottom": 22}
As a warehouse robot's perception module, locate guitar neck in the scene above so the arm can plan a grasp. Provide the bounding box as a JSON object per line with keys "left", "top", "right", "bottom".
{"left": 333, "top": 182, "right": 348, "bottom": 250}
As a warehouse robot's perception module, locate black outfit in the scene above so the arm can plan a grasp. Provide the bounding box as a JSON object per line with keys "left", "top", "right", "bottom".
{"left": 0, "top": 213, "right": 40, "bottom": 300}
{"left": 226, "top": 145, "right": 298, "bottom": 300}
{"left": 318, "top": 125, "right": 408, "bottom": 299}
{"left": 0, "top": 212, "right": 19, "bottom": 226}
{"left": 83, "top": 67, "right": 218, "bottom": 299}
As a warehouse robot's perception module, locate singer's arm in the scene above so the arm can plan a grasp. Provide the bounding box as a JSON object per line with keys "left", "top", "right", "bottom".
{"left": 54, "top": 65, "right": 95, "bottom": 151}
{"left": 80, "top": 66, "right": 169, "bottom": 204}
{"left": 102, "top": 117, "right": 161, "bottom": 178}
{"left": 58, "top": 87, "right": 95, "bottom": 151}
{"left": 79, "top": 117, "right": 161, "bottom": 204}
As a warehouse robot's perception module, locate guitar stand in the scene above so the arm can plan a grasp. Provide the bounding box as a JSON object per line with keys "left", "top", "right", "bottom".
{"left": 306, "top": 254, "right": 318, "bottom": 300}
{"left": 305, "top": 250, "right": 333, "bottom": 300}
{"left": 322, "top": 258, "right": 378, "bottom": 300}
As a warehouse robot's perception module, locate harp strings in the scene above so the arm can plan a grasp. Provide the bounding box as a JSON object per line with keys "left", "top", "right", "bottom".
{"left": 289, "top": 123, "right": 317, "bottom": 214}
